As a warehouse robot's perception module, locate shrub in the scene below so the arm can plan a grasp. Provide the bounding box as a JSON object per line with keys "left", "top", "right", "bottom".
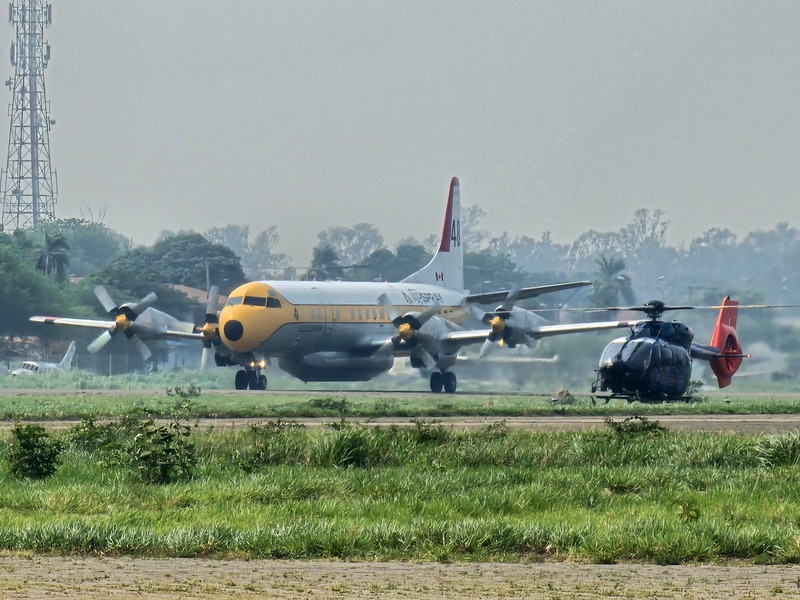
{"left": 128, "top": 418, "right": 197, "bottom": 484}
{"left": 604, "top": 415, "right": 667, "bottom": 439}
{"left": 8, "top": 424, "right": 64, "bottom": 479}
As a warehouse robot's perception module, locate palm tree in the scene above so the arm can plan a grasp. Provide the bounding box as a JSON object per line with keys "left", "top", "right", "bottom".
{"left": 588, "top": 254, "right": 635, "bottom": 308}
{"left": 35, "top": 232, "right": 70, "bottom": 282}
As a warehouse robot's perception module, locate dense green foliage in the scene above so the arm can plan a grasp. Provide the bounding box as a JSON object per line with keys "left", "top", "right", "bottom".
{"left": 0, "top": 417, "right": 799, "bottom": 562}
{"left": 7, "top": 423, "right": 64, "bottom": 479}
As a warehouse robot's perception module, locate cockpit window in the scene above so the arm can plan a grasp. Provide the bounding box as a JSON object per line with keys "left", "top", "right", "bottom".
{"left": 243, "top": 296, "right": 267, "bottom": 307}
{"left": 226, "top": 296, "right": 243, "bottom": 306}
{"left": 266, "top": 297, "right": 281, "bottom": 308}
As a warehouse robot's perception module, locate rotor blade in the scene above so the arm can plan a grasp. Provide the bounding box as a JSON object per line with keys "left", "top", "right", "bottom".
{"left": 128, "top": 335, "right": 152, "bottom": 361}
{"left": 93, "top": 286, "right": 117, "bottom": 313}
{"left": 87, "top": 330, "right": 114, "bottom": 354}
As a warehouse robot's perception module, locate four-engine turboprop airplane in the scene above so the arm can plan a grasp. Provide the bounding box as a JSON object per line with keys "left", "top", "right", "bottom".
{"left": 11, "top": 341, "right": 77, "bottom": 376}
{"left": 207, "top": 177, "right": 641, "bottom": 391}
{"left": 28, "top": 178, "right": 642, "bottom": 392}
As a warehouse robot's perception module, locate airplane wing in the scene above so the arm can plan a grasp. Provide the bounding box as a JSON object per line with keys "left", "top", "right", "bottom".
{"left": 29, "top": 316, "right": 204, "bottom": 341}
{"left": 464, "top": 281, "right": 590, "bottom": 306}
{"left": 443, "top": 319, "right": 642, "bottom": 349}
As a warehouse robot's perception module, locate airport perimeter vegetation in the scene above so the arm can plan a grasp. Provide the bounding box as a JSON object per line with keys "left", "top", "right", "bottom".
{"left": 1, "top": 372, "right": 800, "bottom": 564}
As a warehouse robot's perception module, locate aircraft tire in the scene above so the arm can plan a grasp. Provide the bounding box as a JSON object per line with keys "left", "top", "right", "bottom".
{"left": 430, "top": 371, "right": 443, "bottom": 393}
{"left": 257, "top": 374, "right": 267, "bottom": 390}
{"left": 234, "top": 370, "right": 248, "bottom": 390}
{"left": 443, "top": 371, "right": 457, "bottom": 394}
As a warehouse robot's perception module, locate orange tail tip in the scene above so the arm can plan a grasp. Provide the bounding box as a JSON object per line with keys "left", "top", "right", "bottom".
{"left": 709, "top": 297, "right": 742, "bottom": 388}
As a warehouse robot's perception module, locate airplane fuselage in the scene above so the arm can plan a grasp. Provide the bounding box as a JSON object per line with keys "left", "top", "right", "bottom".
{"left": 218, "top": 280, "right": 469, "bottom": 382}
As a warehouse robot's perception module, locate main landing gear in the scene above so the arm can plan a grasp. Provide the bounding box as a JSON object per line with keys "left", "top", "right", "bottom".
{"left": 429, "top": 371, "right": 457, "bottom": 394}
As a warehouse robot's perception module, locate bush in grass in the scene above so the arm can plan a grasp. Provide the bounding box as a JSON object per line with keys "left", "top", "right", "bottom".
{"left": 236, "top": 420, "right": 308, "bottom": 471}
{"left": 604, "top": 415, "right": 667, "bottom": 440}
{"left": 128, "top": 418, "right": 196, "bottom": 484}
{"left": 755, "top": 432, "right": 800, "bottom": 467}
{"left": 314, "top": 422, "right": 374, "bottom": 467}
{"left": 8, "top": 424, "right": 64, "bottom": 479}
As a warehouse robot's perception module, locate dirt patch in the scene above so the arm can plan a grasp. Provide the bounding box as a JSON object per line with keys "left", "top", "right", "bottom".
{"left": 0, "top": 558, "right": 799, "bottom": 599}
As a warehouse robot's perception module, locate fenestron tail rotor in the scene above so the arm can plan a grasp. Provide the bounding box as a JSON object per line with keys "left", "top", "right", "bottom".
{"left": 87, "top": 286, "right": 157, "bottom": 360}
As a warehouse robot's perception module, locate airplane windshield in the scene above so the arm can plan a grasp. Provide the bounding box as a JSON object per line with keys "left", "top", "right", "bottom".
{"left": 226, "top": 296, "right": 243, "bottom": 306}
{"left": 243, "top": 296, "right": 267, "bottom": 307}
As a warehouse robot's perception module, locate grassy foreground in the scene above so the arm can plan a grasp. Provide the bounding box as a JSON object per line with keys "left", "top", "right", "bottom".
{"left": 0, "top": 416, "right": 799, "bottom": 563}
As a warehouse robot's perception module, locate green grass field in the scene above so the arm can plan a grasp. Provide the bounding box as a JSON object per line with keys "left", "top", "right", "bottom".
{"left": 0, "top": 412, "right": 799, "bottom": 563}
{"left": 2, "top": 371, "right": 800, "bottom": 564}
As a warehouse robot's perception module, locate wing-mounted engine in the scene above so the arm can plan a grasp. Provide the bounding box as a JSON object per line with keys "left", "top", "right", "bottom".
{"left": 478, "top": 289, "right": 548, "bottom": 357}
{"left": 377, "top": 293, "right": 442, "bottom": 365}
{"left": 88, "top": 286, "right": 158, "bottom": 360}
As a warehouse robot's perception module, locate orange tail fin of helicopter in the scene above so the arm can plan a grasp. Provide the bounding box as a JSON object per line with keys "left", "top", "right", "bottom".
{"left": 708, "top": 297, "right": 743, "bottom": 388}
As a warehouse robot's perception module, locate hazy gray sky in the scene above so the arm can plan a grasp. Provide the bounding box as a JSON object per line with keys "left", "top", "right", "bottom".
{"left": 4, "top": 1, "right": 800, "bottom": 265}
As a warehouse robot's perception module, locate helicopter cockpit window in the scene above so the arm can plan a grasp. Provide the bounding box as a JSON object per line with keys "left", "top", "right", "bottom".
{"left": 599, "top": 340, "right": 626, "bottom": 367}
{"left": 620, "top": 339, "right": 653, "bottom": 371}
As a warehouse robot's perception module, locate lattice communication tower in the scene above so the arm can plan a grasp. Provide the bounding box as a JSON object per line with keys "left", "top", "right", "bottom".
{"left": 0, "top": 0, "right": 56, "bottom": 232}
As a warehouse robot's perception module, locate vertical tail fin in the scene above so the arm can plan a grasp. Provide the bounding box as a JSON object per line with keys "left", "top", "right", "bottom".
{"left": 60, "top": 341, "right": 77, "bottom": 370}
{"left": 401, "top": 177, "right": 464, "bottom": 290}
{"left": 708, "top": 297, "right": 742, "bottom": 388}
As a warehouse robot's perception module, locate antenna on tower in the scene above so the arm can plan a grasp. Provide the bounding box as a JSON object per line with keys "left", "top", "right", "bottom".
{"left": 0, "top": 1, "right": 57, "bottom": 232}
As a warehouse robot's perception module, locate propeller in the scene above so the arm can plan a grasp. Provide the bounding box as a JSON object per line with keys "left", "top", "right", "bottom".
{"left": 197, "top": 286, "right": 222, "bottom": 371}
{"left": 87, "top": 286, "right": 158, "bottom": 360}
{"left": 479, "top": 289, "right": 523, "bottom": 358}
{"left": 377, "top": 293, "right": 440, "bottom": 368}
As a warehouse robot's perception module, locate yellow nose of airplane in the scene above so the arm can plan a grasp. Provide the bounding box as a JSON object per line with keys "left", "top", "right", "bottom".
{"left": 218, "top": 282, "right": 284, "bottom": 352}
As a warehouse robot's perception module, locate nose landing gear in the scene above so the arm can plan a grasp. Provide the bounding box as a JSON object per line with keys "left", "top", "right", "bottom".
{"left": 234, "top": 356, "right": 268, "bottom": 390}
{"left": 429, "top": 370, "right": 457, "bottom": 393}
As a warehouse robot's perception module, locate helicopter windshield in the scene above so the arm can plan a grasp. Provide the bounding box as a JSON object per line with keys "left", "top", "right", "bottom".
{"left": 620, "top": 338, "right": 653, "bottom": 371}
{"left": 599, "top": 340, "right": 626, "bottom": 367}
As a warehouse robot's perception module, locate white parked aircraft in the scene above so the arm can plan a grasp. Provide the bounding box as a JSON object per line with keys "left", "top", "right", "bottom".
{"left": 30, "top": 178, "right": 640, "bottom": 392}
{"left": 11, "top": 341, "right": 77, "bottom": 376}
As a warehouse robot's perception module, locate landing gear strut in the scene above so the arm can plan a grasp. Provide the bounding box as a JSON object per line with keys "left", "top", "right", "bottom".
{"left": 430, "top": 371, "right": 457, "bottom": 394}
{"left": 234, "top": 356, "right": 268, "bottom": 391}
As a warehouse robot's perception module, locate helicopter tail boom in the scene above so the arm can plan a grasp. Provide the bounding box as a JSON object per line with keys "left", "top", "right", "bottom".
{"left": 706, "top": 297, "right": 743, "bottom": 388}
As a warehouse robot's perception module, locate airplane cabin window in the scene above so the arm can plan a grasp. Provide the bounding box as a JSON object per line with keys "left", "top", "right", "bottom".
{"left": 243, "top": 296, "right": 267, "bottom": 307}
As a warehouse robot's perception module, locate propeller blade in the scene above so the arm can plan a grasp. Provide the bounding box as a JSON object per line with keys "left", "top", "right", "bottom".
{"left": 378, "top": 293, "right": 402, "bottom": 324}
{"left": 129, "top": 292, "right": 158, "bottom": 316}
{"left": 200, "top": 345, "right": 214, "bottom": 371}
{"left": 87, "top": 330, "right": 114, "bottom": 354}
{"left": 205, "top": 285, "right": 220, "bottom": 316}
{"left": 128, "top": 334, "right": 152, "bottom": 361}
{"left": 93, "top": 286, "right": 117, "bottom": 313}
{"left": 478, "top": 338, "right": 494, "bottom": 359}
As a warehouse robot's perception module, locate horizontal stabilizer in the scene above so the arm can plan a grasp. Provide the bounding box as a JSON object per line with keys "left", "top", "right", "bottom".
{"left": 466, "top": 281, "right": 591, "bottom": 306}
